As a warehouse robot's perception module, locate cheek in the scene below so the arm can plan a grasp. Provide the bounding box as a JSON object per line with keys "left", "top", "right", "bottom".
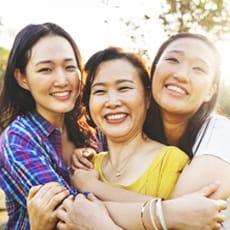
{"left": 89, "top": 97, "right": 100, "bottom": 121}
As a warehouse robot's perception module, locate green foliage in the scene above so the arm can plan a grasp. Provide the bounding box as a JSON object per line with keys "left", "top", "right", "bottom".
{"left": 0, "top": 47, "right": 9, "bottom": 80}
{"left": 218, "top": 81, "right": 230, "bottom": 117}
{"left": 159, "top": 0, "right": 230, "bottom": 40}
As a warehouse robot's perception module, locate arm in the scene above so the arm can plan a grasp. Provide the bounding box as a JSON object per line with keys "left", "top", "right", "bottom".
{"left": 171, "top": 155, "right": 230, "bottom": 199}
{"left": 172, "top": 116, "right": 230, "bottom": 199}
{"left": 56, "top": 183, "right": 226, "bottom": 230}
{"left": 105, "top": 183, "right": 226, "bottom": 230}
{"left": 71, "top": 168, "right": 153, "bottom": 202}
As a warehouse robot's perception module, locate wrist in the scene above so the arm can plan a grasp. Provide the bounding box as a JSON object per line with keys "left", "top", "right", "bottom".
{"left": 162, "top": 199, "right": 181, "bottom": 229}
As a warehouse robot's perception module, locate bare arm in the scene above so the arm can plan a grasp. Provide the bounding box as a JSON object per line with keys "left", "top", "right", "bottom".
{"left": 171, "top": 155, "right": 230, "bottom": 199}
{"left": 106, "top": 183, "right": 226, "bottom": 230}
{"left": 71, "top": 168, "right": 152, "bottom": 202}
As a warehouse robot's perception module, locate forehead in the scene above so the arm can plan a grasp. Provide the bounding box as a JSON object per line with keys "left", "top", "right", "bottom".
{"left": 30, "top": 35, "right": 75, "bottom": 62}
{"left": 163, "top": 37, "right": 216, "bottom": 64}
{"left": 94, "top": 59, "right": 141, "bottom": 83}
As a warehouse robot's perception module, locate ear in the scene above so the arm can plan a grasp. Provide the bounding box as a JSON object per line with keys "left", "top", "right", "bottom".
{"left": 204, "top": 83, "right": 217, "bottom": 102}
{"left": 14, "top": 69, "right": 30, "bottom": 90}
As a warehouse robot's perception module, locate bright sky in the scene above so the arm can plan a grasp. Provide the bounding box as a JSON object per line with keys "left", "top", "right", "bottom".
{"left": 0, "top": 0, "right": 230, "bottom": 82}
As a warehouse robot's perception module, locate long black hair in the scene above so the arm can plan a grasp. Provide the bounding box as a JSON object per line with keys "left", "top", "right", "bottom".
{"left": 0, "top": 22, "right": 97, "bottom": 149}
{"left": 145, "top": 32, "right": 221, "bottom": 159}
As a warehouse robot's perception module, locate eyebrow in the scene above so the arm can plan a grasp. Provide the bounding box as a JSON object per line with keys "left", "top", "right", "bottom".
{"left": 91, "top": 79, "right": 134, "bottom": 88}
{"left": 35, "top": 58, "right": 75, "bottom": 66}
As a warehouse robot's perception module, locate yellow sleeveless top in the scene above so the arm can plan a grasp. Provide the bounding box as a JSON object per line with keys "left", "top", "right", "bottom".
{"left": 93, "top": 146, "right": 189, "bottom": 200}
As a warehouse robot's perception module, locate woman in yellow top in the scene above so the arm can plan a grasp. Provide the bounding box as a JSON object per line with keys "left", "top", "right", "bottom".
{"left": 71, "top": 46, "right": 188, "bottom": 201}
{"left": 27, "top": 46, "right": 226, "bottom": 230}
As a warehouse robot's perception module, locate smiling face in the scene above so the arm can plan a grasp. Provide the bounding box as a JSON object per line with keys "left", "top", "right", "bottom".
{"left": 89, "top": 59, "right": 149, "bottom": 142}
{"left": 152, "top": 37, "right": 216, "bottom": 116}
{"left": 15, "top": 35, "right": 81, "bottom": 124}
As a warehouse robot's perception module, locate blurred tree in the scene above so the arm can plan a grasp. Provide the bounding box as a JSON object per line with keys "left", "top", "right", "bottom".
{"left": 0, "top": 47, "right": 9, "bottom": 79}
{"left": 159, "top": 0, "right": 230, "bottom": 40}
{"left": 218, "top": 81, "right": 230, "bottom": 117}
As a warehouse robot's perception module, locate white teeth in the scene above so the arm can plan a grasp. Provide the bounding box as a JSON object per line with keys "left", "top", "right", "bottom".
{"left": 51, "top": 91, "right": 69, "bottom": 97}
{"left": 167, "top": 85, "right": 186, "bottom": 95}
{"left": 106, "top": 114, "right": 126, "bottom": 120}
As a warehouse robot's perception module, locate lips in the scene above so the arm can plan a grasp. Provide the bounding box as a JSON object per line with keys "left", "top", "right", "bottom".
{"left": 50, "top": 90, "right": 71, "bottom": 97}
{"left": 165, "top": 84, "right": 188, "bottom": 95}
{"left": 104, "top": 113, "right": 127, "bottom": 122}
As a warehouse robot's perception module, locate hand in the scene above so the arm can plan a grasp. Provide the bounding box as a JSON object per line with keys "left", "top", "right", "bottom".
{"left": 164, "top": 183, "right": 227, "bottom": 230}
{"left": 72, "top": 147, "right": 96, "bottom": 170}
{"left": 27, "top": 182, "right": 70, "bottom": 230}
{"left": 57, "top": 193, "right": 122, "bottom": 230}
{"left": 71, "top": 168, "right": 99, "bottom": 192}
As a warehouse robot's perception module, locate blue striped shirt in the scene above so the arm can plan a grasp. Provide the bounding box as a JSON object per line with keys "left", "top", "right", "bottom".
{"left": 0, "top": 111, "right": 78, "bottom": 229}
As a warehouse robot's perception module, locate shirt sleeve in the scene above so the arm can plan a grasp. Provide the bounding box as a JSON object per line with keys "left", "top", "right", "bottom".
{"left": 0, "top": 130, "right": 77, "bottom": 208}
{"left": 194, "top": 115, "right": 230, "bottom": 163}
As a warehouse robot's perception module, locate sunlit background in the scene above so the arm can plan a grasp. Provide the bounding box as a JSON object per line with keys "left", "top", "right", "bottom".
{"left": 0, "top": 0, "right": 230, "bottom": 83}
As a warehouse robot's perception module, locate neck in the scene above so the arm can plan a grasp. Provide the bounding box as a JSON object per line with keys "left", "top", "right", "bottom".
{"left": 161, "top": 112, "right": 190, "bottom": 145}
{"left": 106, "top": 132, "right": 149, "bottom": 166}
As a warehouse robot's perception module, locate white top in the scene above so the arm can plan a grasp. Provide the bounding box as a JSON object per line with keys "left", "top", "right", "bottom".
{"left": 193, "top": 114, "right": 230, "bottom": 162}
{"left": 193, "top": 114, "right": 230, "bottom": 228}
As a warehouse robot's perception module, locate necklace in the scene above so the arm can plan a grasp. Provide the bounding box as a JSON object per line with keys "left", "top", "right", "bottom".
{"left": 108, "top": 154, "right": 131, "bottom": 178}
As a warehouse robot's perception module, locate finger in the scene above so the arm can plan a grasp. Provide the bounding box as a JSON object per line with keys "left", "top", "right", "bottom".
{"left": 215, "top": 211, "right": 225, "bottom": 224}
{"left": 39, "top": 183, "right": 68, "bottom": 200}
{"left": 87, "top": 193, "right": 99, "bottom": 202}
{"left": 72, "top": 155, "right": 90, "bottom": 170}
{"left": 213, "top": 222, "right": 222, "bottom": 230}
{"left": 56, "top": 220, "right": 66, "bottom": 230}
{"left": 83, "top": 148, "right": 96, "bottom": 158}
{"left": 56, "top": 207, "right": 68, "bottom": 221}
{"left": 61, "top": 195, "right": 75, "bottom": 209}
{"left": 80, "top": 156, "right": 94, "bottom": 169}
{"left": 47, "top": 189, "right": 70, "bottom": 210}
{"left": 27, "top": 185, "right": 42, "bottom": 199}
{"left": 215, "top": 199, "right": 227, "bottom": 211}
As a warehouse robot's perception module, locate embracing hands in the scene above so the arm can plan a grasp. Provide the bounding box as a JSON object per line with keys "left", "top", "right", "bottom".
{"left": 27, "top": 182, "right": 70, "bottom": 230}
{"left": 56, "top": 193, "right": 122, "bottom": 230}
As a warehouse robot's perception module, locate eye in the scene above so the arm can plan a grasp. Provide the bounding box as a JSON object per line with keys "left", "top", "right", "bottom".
{"left": 119, "top": 86, "right": 133, "bottom": 92}
{"left": 91, "top": 89, "right": 106, "bottom": 95}
{"left": 165, "top": 57, "right": 179, "bottom": 63}
{"left": 38, "top": 67, "right": 52, "bottom": 73}
{"left": 193, "top": 66, "right": 207, "bottom": 74}
{"left": 66, "top": 65, "right": 77, "bottom": 72}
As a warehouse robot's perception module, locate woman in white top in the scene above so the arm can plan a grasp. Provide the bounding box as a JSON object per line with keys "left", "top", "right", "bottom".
{"left": 147, "top": 32, "right": 230, "bottom": 228}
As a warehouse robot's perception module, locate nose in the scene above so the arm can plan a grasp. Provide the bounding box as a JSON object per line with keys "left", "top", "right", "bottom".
{"left": 105, "top": 91, "right": 121, "bottom": 108}
{"left": 54, "top": 69, "right": 68, "bottom": 86}
{"left": 173, "top": 65, "right": 190, "bottom": 82}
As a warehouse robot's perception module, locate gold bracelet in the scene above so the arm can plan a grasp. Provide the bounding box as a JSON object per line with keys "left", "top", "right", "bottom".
{"left": 149, "top": 199, "right": 159, "bottom": 230}
{"left": 140, "top": 200, "right": 149, "bottom": 230}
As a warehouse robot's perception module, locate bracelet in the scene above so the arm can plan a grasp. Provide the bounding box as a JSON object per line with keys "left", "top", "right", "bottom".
{"left": 140, "top": 200, "right": 149, "bottom": 230}
{"left": 149, "top": 199, "right": 159, "bottom": 230}
{"left": 156, "top": 199, "right": 168, "bottom": 230}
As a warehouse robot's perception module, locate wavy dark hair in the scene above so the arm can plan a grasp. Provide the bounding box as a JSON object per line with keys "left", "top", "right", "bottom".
{"left": 145, "top": 32, "right": 221, "bottom": 159}
{"left": 82, "top": 46, "right": 151, "bottom": 138}
{"left": 0, "top": 22, "right": 97, "bottom": 149}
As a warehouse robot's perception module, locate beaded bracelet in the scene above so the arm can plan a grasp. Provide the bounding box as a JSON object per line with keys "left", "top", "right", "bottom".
{"left": 140, "top": 200, "right": 149, "bottom": 230}
{"left": 156, "top": 198, "right": 168, "bottom": 230}
{"left": 149, "top": 198, "right": 159, "bottom": 230}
